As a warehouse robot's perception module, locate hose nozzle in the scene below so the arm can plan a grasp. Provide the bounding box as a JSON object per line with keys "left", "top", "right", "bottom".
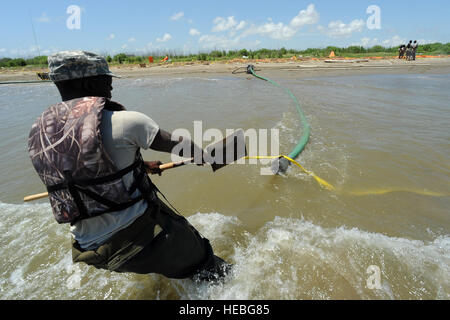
{"left": 246, "top": 65, "right": 255, "bottom": 74}
{"left": 271, "top": 156, "right": 290, "bottom": 175}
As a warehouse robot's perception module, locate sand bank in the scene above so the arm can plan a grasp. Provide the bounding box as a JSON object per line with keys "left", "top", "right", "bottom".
{"left": 1, "top": 56, "right": 450, "bottom": 82}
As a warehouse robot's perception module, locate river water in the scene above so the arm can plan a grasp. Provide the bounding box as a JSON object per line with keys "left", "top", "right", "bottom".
{"left": 0, "top": 72, "right": 449, "bottom": 299}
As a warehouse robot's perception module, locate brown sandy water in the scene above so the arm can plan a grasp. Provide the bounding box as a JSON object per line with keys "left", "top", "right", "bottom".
{"left": 0, "top": 70, "right": 449, "bottom": 299}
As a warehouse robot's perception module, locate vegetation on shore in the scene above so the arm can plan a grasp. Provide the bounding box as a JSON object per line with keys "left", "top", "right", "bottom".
{"left": 1, "top": 42, "right": 449, "bottom": 69}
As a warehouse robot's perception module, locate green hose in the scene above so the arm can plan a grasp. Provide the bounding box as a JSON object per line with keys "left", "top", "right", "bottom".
{"left": 247, "top": 65, "right": 310, "bottom": 162}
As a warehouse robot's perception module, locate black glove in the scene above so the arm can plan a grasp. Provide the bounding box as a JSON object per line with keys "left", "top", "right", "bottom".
{"left": 144, "top": 161, "right": 163, "bottom": 176}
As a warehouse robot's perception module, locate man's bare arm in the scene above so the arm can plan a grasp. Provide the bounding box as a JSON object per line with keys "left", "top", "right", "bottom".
{"left": 150, "top": 129, "right": 204, "bottom": 164}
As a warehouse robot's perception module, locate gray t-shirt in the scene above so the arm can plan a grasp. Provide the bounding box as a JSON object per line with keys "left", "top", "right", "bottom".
{"left": 70, "top": 109, "right": 160, "bottom": 250}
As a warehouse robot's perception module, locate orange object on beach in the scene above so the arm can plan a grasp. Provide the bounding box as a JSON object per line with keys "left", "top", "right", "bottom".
{"left": 416, "top": 55, "right": 441, "bottom": 58}
{"left": 148, "top": 56, "right": 154, "bottom": 63}
{"left": 161, "top": 56, "right": 169, "bottom": 62}
{"left": 329, "top": 51, "right": 335, "bottom": 58}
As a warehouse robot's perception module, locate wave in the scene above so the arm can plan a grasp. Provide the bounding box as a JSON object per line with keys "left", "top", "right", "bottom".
{"left": 0, "top": 202, "right": 448, "bottom": 300}
{"left": 179, "top": 214, "right": 450, "bottom": 300}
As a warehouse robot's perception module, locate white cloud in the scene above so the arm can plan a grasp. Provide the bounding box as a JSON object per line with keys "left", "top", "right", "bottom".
{"left": 355, "top": 36, "right": 435, "bottom": 48}
{"left": 0, "top": 48, "right": 5, "bottom": 53}
{"left": 360, "top": 37, "right": 378, "bottom": 47}
{"left": 235, "top": 21, "right": 247, "bottom": 31}
{"left": 121, "top": 44, "right": 128, "bottom": 49}
{"left": 36, "top": 12, "right": 50, "bottom": 23}
{"left": 290, "top": 4, "right": 320, "bottom": 28}
{"left": 381, "top": 35, "right": 407, "bottom": 47}
{"left": 199, "top": 35, "right": 236, "bottom": 48}
{"left": 196, "top": 4, "right": 321, "bottom": 46}
{"left": 198, "top": 34, "right": 260, "bottom": 50}
{"left": 212, "top": 16, "right": 235, "bottom": 32}
{"left": 107, "top": 34, "right": 116, "bottom": 40}
{"left": 243, "top": 4, "right": 319, "bottom": 40}
{"left": 324, "top": 19, "right": 365, "bottom": 38}
{"left": 170, "top": 12, "right": 184, "bottom": 21}
{"left": 212, "top": 16, "right": 247, "bottom": 33}
{"left": 189, "top": 28, "right": 201, "bottom": 36}
{"left": 128, "top": 37, "right": 136, "bottom": 42}
{"left": 244, "top": 22, "right": 297, "bottom": 40}
{"left": 29, "top": 45, "right": 41, "bottom": 53}
{"left": 354, "top": 35, "right": 406, "bottom": 47}
{"left": 156, "top": 33, "right": 172, "bottom": 42}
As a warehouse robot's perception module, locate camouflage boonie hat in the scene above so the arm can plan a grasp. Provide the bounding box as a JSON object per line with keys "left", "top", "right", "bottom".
{"left": 48, "top": 51, "right": 121, "bottom": 82}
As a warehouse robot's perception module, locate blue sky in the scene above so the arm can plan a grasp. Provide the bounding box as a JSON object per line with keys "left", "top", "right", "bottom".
{"left": 1, "top": 0, "right": 449, "bottom": 57}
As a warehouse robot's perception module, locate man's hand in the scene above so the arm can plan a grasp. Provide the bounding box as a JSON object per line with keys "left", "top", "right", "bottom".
{"left": 144, "top": 161, "right": 163, "bottom": 176}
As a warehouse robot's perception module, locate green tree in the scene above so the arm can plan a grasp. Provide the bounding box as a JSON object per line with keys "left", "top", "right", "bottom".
{"left": 25, "top": 56, "right": 48, "bottom": 66}
{"left": 0, "top": 58, "right": 12, "bottom": 67}
{"left": 346, "top": 46, "right": 365, "bottom": 54}
{"left": 238, "top": 49, "right": 249, "bottom": 57}
{"left": 443, "top": 43, "right": 450, "bottom": 54}
{"left": 7, "top": 58, "right": 27, "bottom": 67}
{"left": 197, "top": 53, "right": 207, "bottom": 61}
{"left": 210, "top": 50, "right": 223, "bottom": 58}
{"left": 113, "top": 53, "right": 127, "bottom": 64}
{"left": 369, "top": 45, "right": 385, "bottom": 53}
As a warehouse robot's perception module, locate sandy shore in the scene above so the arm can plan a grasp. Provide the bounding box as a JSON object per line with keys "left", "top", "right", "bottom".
{"left": 1, "top": 57, "right": 450, "bottom": 82}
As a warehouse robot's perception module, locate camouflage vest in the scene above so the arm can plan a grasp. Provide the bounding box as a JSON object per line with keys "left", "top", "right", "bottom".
{"left": 28, "top": 96, "right": 155, "bottom": 224}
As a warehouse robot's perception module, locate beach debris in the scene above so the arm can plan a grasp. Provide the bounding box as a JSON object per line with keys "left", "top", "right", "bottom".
{"left": 36, "top": 72, "right": 50, "bottom": 80}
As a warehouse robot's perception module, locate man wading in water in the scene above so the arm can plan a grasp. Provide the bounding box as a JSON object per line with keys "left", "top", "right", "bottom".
{"left": 28, "top": 51, "right": 231, "bottom": 281}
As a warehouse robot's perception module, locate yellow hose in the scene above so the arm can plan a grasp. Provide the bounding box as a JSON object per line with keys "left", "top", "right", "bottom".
{"left": 244, "top": 155, "right": 448, "bottom": 197}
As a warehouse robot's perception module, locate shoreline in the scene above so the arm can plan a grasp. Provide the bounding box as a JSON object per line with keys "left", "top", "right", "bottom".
{"left": 1, "top": 57, "right": 450, "bottom": 82}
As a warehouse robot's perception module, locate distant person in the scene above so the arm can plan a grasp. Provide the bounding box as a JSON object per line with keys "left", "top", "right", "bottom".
{"left": 28, "top": 51, "right": 232, "bottom": 282}
{"left": 412, "top": 40, "right": 418, "bottom": 61}
{"left": 406, "top": 40, "right": 413, "bottom": 61}
{"left": 398, "top": 44, "right": 406, "bottom": 59}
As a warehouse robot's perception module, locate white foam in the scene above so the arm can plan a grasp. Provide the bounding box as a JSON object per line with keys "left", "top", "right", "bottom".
{"left": 177, "top": 213, "right": 450, "bottom": 300}
{"left": 1, "top": 203, "right": 448, "bottom": 299}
